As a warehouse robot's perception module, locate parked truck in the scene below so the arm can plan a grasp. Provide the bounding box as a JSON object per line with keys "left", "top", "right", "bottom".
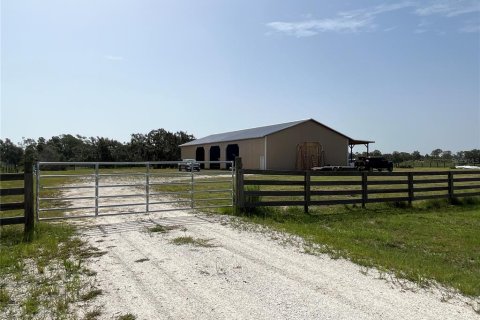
{"left": 354, "top": 156, "right": 393, "bottom": 172}
{"left": 178, "top": 159, "right": 201, "bottom": 172}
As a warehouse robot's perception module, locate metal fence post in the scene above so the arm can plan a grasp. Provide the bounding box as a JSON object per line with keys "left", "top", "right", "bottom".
{"left": 95, "top": 163, "right": 99, "bottom": 216}
{"left": 231, "top": 161, "right": 235, "bottom": 209}
{"left": 36, "top": 162, "right": 40, "bottom": 221}
{"left": 146, "top": 162, "right": 150, "bottom": 213}
{"left": 191, "top": 161, "right": 195, "bottom": 209}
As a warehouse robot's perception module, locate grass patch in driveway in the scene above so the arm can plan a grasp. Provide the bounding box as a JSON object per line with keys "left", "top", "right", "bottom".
{"left": 171, "top": 236, "right": 215, "bottom": 248}
{"left": 0, "top": 222, "right": 102, "bottom": 319}
{"left": 148, "top": 224, "right": 178, "bottom": 233}
{"left": 240, "top": 198, "right": 480, "bottom": 297}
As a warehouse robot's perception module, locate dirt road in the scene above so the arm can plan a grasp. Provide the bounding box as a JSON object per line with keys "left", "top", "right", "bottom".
{"left": 71, "top": 211, "right": 477, "bottom": 320}
{"left": 59, "top": 177, "right": 478, "bottom": 319}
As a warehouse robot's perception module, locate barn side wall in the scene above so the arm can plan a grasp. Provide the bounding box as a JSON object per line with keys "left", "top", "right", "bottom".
{"left": 180, "top": 138, "right": 265, "bottom": 169}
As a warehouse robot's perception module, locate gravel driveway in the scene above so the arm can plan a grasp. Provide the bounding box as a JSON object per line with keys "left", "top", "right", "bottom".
{"left": 62, "top": 178, "right": 478, "bottom": 320}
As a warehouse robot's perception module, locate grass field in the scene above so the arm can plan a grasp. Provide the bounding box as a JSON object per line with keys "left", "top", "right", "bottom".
{"left": 241, "top": 199, "right": 480, "bottom": 297}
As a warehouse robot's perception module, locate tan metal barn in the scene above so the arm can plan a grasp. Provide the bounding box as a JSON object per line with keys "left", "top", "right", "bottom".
{"left": 180, "top": 119, "right": 373, "bottom": 170}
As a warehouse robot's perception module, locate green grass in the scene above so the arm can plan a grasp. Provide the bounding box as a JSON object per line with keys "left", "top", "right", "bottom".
{"left": 81, "top": 289, "right": 103, "bottom": 301}
{"left": 241, "top": 198, "right": 480, "bottom": 297}
{"left": 148, "top": 224, "right": 178, "bottom": 233}
{"left": 0, "top": 287, "right": 11, "bottom": 310}
{"left": 0, "top": 223, "right": 103, "bottom": 318}
{"left": 117, "top": 313, "right": 136, "bottom": 320}
{"left": 171, "top": 236, "right": 216, "bottom": 247}
{"left": 84, "top": 308, "right": 103, "bottom": 320}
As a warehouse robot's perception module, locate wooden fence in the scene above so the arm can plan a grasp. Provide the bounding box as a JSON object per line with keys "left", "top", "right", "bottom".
{"left": 0, "top": 161, "right": 34, "bottom": 240}
{"left": 235, "top": 160, "right": 480, "bottom": 213}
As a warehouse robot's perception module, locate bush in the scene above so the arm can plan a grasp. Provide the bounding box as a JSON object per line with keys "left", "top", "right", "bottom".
{"left": 240, "top": 185, "right": 268, "bottom": 216}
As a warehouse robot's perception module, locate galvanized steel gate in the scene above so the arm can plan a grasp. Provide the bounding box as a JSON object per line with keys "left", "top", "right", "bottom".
{"left": 36, "top": 161, "right": 234, "bottom": 221}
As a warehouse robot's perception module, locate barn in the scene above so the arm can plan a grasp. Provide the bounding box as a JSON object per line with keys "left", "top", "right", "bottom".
{"left": 180, "top": 119, "right": 373, "bottom": 170}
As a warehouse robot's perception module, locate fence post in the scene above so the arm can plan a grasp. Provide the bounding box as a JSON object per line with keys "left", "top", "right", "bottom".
{"left": 408, "top": 172, "right": 414, "bottom": 207}
{"left": 36, "top": 162, "right": 40, "bottom": 221}
{"left": 448, "top": 171, "right": 454, "bottom": 203}
{"left": 23, "top": 160, "right": 34, "bottom": 242}
{"left": 304, "top": 171, "right": 311, "bottom": 214}
{"left": 235, "top": 157, "right": 244, "bottom": 212}
{"left": 95, "top": 163, "right": 99, "bottom": 216}
{"left": 145, "top": 162, "right": 150, "bottom": 213}
{"left": 362, "top": 172, "right": 368, "bottom": 208}
{"left": 190, "top": 163, "right": 195, "bottom": 209}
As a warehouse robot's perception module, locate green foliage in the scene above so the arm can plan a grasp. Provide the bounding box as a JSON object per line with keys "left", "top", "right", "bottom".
{"left": 2, "top": 129, "right": 195, "bottom": 167}
{"left": 0, "top": 138, "right": 24, "bottom": 170}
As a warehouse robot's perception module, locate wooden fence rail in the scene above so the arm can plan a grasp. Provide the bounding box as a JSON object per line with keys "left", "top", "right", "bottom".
{"left": 235, "top": 160, "right": 480, "bottom": 213}
{"left": 0, "top": 161, "right": 34, "bottom": 240}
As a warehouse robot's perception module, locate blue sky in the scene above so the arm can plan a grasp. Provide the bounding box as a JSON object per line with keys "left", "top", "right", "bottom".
{"left": 1, "top": 0, "right": 479, "bottom": 154}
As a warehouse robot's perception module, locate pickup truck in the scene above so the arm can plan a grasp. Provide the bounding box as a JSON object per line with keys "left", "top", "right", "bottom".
{"left": 178, "top": 159, "right": 201, "bottom": 172}
{"left": 355, "top": 156, "right": 393, "bottom": 172}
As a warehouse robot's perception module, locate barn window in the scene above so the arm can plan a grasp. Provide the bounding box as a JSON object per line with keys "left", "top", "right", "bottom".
{"left": 209, "top": 146, "right": 220, "bottom": 169}
{"left": 226, "top": 144, "right": 239, "bottom": 169}
{"left": 196, "top": 147, "right": 205, "bottom": 169}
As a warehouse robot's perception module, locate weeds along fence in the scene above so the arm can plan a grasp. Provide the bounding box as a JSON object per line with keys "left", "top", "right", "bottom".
{"left": 0, "top": 161, "right": 34, "bottom": 239}
{"left": 235, "top": 167, "right": 480, "bottom": 213}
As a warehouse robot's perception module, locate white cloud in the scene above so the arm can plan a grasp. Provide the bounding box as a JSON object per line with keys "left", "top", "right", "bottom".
{"left": 266, "top": 1, "right": 413, "bottom": 37}
{"left": 415, "top": 0, "right": 480, "bottom": 17}
{"left": 414, "top": 29, "right": 428, "bottom": 34}
{"left": 383, "top": 26, "right": 398, "bottom": 32}
{"left": 266, "top": 17, "right": 372, "bottom": 37}
{"left": 266, "top": 1, "right": 479, "bottom": 37}
{"left": 460, "top": 23, "right": 480, "bottom": 33}
{"left": 104, "top": 55, "right": 124, "bottom": 61}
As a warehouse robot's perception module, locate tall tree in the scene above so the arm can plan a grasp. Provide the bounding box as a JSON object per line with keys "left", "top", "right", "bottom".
{"left": 0, "top": 139, "right": 24, "bottom": 168}
{"left": 431, "top": 149, "right": 443, "bottom": 158}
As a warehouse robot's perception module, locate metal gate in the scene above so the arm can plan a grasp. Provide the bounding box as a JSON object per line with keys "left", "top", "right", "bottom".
{"left": 36, "top": 161, "right": 234, "bottom": 221}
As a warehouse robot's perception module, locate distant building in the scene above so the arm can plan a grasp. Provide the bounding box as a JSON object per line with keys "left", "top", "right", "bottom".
{"left": 180, "top": 119, "right": 373, "bottom": 170}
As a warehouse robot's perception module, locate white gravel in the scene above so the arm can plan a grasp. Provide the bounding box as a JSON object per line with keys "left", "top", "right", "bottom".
{"left": 61, "top": 178, "right": 479, "bottom": 320}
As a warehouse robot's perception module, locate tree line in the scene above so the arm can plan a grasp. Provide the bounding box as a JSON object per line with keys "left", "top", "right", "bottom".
{"left": 355, "top": 148, "right": 480, "bottom": 165}
{"left": 0, "top": 129, "right": 194, "bottom": 170}
{"left": 1, "top": 130, "right": 479, "bottom": 171}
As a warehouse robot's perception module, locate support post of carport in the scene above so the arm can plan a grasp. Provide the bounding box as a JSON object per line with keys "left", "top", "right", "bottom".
{"left": 348, "top": 139, "right": 375, "bottom": 161}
